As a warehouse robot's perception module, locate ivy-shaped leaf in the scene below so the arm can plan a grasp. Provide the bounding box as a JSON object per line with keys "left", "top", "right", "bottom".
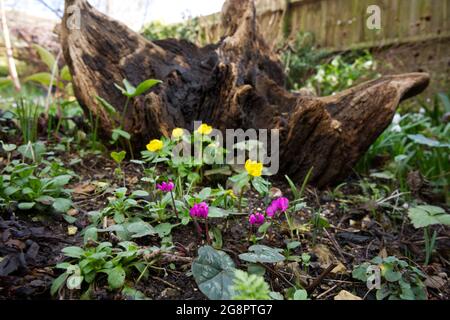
{"left": 192, "top": 246, "right": 236, "bottom": 300}
{"left": 239, "top": 245, "right": 286, "bottom": 264}
{"left": 408, "top": 205, "right": 450, "bottom": 228}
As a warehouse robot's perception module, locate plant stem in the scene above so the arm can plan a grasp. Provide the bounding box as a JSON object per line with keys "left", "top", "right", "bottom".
{"left": 193, "top": 218, "right": 203, "bottom": 240}
{"left": 285, "top": 211, "right": 294, "bottom": 240}
{"left": 205, "top": 219, "right": 211, "bottom": 245}
{"left": 121, "top": 97, "right": 130, "bottom": 129}
{"left": 238, "top": 188, "right": 244, "bottom": 212}
{"left": 424, "top": 227, "right": 437, "bottom": 266}
{"left": 121, "top": 165, "right": 126, "bottom": 188}
{"left": 127, "top": 139, "right": 135, "bottom": 160}
{"left": 170, "top": 191, "right": 179, "bottom": 219}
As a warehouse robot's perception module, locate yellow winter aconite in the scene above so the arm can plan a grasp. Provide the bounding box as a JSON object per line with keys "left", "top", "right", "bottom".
{"left": 245, "top": 160, "right": 263, "bottom": 177}
{"left": 172, "top": 128, "right": 184, "bottom": 139}
{"left": 147, "top": 139, "right": 164, "bottom": 152}
{"left": 197, "top": 124, "right": 213, "bottom": 135}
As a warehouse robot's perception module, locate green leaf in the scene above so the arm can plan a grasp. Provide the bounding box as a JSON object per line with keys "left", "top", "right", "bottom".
{"left": 1, "top": 141, "right": 16, "bottom": 152}
{"left": 285, "top": 175, "right": 300, "bottom": 200}
{"left": 18, "top": 202, "right": 35, "bottom": 210}
{"left": 51, "top": 175, "right": 73, "bottom": 187}
{"left": 114, "top": 83, "right": 128, "bottom": 96}
{"left": 229, "top": 172, "right": 250, "bottom": 194}
{"left": 376, "top": 284, "right": 391, "bottom": 300}
{"left": 154, "top": 223, "right": 175, "bottom": 238}
{"left": 33, "top": 44, "right": 57, "bottom": 73}
{"left": 51, "top": 273, "right": 69, "bottom": 296}
{"left": 352, "top": 264, "right": 370, "bottom": 282}
{"left": 83, "top": 227, "right": 98, "bottom": 244}
{"left": 0, "top": 77, "right": 12, "bottom": 88}
{"left": 4, "top": 186, "right": 19, "bottom": 196}
{"left": 287, "top": 241, "right": 301, "bottom": 250}
{"left": 96, "top": 96, "right": 117, "bottom": 117}
{"left": 370, "top": 171, "right": 395, "bottom": 180}
{"left": 239, "top": 245, "right": 286, "bottom": 264}
{"left": 127, "top": 221, "right": 156, "bottom": 238}
{"left": 66, "top": 274, "right": 84, "bottom": 290}
{"left": 211, "top": 227, "right": 223, "bottom": 250}
{"left": 122, "top": 286, "right": 148, "bottom": 300}
{"left": 112, "top": 129, "right": 131, "bottom": 141}
{"left": 52, "top": 198, "right": 73, "bottom": 213}
{"left": 251, "top": 177, "right": 270, "bottom": 195}
{"left": 111, "top": 151, "right": 126, "bottom": 164}
{"left": 25, "top": 72, "right": 52, "bottom": 87}
{"left": 192, "top": 246, "right": 236, "bottom": 300}
{"left": 131, "top": 190, "right": 149, "bottom": 198}
{"left": 293, "top": 289, "right": 308, "bottom": 300}
{"left": 198, "top": 187, "right": 212, "bottom": 201}
{"left": 438, "top": 92, "right": 450, "bottom": 113}
{"left": 108, "top": 266, "right": 126, "bottom": 289}
{"left": 408, "top": 205, "right": 450, "bottom": 228}
{"left": 384, "top": 268, "right": 402, "bottom": 282}
{"left": 208, "top": 207, "right": 231, "bottom": 218}
{"left": 122, "top": 79, "right": 136, "bottom": 96}
{"left": 133, "top": 79, "right": 162, "bottom": 97}
{"left": 62, "top": 246, "right": 85, "bottom": 258}
{"left": 407, "top": 134, "right": 450, "bottom": 148}
{"left": 60, "top": 65, "right": 72, "bottom": 81}
{"left": 36, "top": 195, "right": 55, "bottom": 205}
{"left": 63, "top": 214, "right": 77, "bottom": 224}
{"left": 269, "top": 291, "right": 284, "bottom": 300}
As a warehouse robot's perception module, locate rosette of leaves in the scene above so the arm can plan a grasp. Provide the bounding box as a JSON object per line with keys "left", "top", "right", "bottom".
{"left": 0, "top": 161, "right": 73, "bottom": 214}
{"left": 52, "top": 242, "right": 151, "bottom": 297}
{"left": 352, "top": 256, "right": 427, "bottom": 300}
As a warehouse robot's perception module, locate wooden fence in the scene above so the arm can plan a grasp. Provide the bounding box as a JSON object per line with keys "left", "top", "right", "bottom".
{"left": 198, "top": 0, "right": 450, "bottom": 51}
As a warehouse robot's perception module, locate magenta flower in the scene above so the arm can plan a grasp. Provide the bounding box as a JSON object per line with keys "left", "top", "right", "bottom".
{"left": 157, "top": 181, "right": 175, "bottom": 193}
{"left": 190, "top": 202, "right": 209, "bottom": 219}
{"left": 266, "top": 197, "right": 290, "bottom": 218}
{"left": 249, "top": 213, "right": 265, "bottom": 226}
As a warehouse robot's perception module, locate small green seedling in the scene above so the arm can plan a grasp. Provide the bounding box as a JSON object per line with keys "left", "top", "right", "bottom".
{"left": 408, "top": 205, "right": 450, "bottom": 265}
{"left": 111, "top": 151, "right": 127, "bottom": 187}
{"left": 353, "top": 256, "right": 427, "bottom": 300}
{"left": 1, "top": 141, "right": 16, "bottom": 164}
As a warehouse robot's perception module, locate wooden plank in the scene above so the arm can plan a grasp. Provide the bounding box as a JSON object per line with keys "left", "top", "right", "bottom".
{"left": 195, "top": 0, "right": 450, "bottom": 51}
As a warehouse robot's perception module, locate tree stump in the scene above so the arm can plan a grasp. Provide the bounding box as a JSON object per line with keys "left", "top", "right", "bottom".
{"left": 60, "top": 0, "right": 430, "bottom": 187}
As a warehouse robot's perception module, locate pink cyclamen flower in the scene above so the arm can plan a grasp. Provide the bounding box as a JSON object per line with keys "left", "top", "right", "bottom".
{"left": 266, "top": 197, "right": 290, "bottom": 218}
{"left": 249, "top": 213, "right": 265, "bottom": 226}
{"left": 190, "top": 202, "right": 209, "bottom": 219}
{"left": 157, "top": 181, "right": 175, "bottom": 193}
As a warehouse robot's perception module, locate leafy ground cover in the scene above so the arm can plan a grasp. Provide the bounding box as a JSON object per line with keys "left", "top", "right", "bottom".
{"left": 0, "top": 44, "right": 449, "bottom": 301}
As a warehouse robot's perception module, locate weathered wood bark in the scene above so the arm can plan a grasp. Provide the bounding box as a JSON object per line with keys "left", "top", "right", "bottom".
{"left": 61, "top": 0, "right": 430, "bottom": 187}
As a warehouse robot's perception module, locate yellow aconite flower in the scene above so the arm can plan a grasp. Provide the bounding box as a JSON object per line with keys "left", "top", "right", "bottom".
{"left": 147, "top": 139, "right": 164, "bottom": 152}
{"left": 172, "top": 128, "right": 184, "bottom": 139}
{"left": 197, "top": 124, "right": 213, "bottom": 135}
{"left": 245, "top": 160, "right": 263, "bottom": 177}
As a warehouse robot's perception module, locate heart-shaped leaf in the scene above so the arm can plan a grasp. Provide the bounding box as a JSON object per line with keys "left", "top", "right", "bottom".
{"left": 106, "top": 266, "right": 126, "bottom": 289}
{"left": 53, "top": 198, "right": 73, "bottom": 213}
{"left": 192, "top": 246, "right": 236, "bottom": 300}
{"left": 408, "top": 205, "right": 450, "bottom": 228}
{"left": 239, "top": 245, "right": 286, "bottom": 264}
{"left": 111, "top": 151, "right": 126, "bottom": 164}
